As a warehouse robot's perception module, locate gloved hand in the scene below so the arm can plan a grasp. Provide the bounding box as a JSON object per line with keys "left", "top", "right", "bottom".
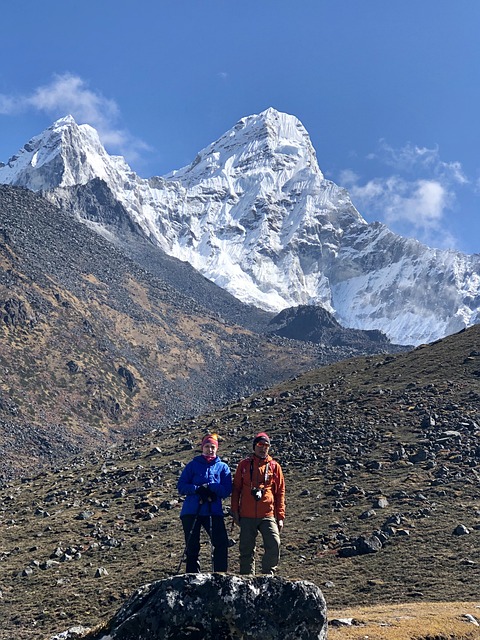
{"left": 195, "top": 484, "right": 214, "bottom": 501}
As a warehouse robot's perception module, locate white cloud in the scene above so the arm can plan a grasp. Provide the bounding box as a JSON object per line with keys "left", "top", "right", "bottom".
{"left": 27, "top": 74, "right": 119, "bottom": 125}
{"left": 349, "top": 176, "right": 449, "bottom": 227}
{"left": 0, "top": 73, "right": 149, "bottom": 164}
{"left": 0, "top": 94, "right": 19, "bottom": 115}
{"left": 338, "top": 169, "right": 359, "bottom": 187}
{"left": 339, "top": 141, "right": 469, "bottom": 249}
{"left": 373, "top": 139, "right": 468, "bottom": 185}
{"left": 384, "top": 179, "right": 448, "bottom": 225}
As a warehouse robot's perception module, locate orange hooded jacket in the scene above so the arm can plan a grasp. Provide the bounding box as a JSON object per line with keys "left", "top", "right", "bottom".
{"left": 231, "top": 454, "right": 285, "bottom": 520}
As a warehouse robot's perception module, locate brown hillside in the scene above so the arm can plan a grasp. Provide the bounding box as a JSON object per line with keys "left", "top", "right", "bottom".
{"left": 0, "top": 185, "right": 323, "bottom": 480}
{"left": 0, "top": 325, "right": 478, "bottom": 638}
{"left": 0, "top": 184, "right": 405, "bottom": 482}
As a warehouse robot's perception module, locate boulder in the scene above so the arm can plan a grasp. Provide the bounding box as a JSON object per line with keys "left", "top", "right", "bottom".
{"left": 82, "top": 573, "right": 327, "bottom": 639}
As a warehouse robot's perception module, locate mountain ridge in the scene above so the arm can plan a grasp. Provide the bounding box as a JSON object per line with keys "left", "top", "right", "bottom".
{"left": 1, "top": 109, "right": 479, "bottom": 345}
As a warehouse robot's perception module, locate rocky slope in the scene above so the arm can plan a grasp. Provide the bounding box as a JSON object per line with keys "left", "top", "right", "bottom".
{"left": 0, "top": 324, "right": 478, "bottom": 639}
{"left": 0, "top": 185, "right": 319, "bottom": 480}
{"left": 0, "top": 185, "right": 404, "bottom": 481}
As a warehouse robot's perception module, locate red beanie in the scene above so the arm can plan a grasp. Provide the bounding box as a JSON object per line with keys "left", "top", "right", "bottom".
{"left": 253, "top": 432, "right": 270, "bottom": 448}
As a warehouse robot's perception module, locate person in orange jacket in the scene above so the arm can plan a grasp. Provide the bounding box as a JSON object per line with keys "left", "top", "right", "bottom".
{"left": 231, "top": 432, "right": 285, "bottom": 575}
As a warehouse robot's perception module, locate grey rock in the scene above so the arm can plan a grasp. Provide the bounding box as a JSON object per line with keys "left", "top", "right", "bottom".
{"left": 329, "top": 618, "right": 358, "bottom": 627}
{"left": 338, "top": 545, "right": 358, "bottom": 558}
{"left": 453, "top": 524, "right": 470, "bottom": 536}
{"left": 160, "top": 499, "right": 178, "bottom": 510}
{"left": 355, "top": 534, "right": 383, "bottom": 554}
{"left": 82, "top": 573, "right": 327, "bottom": 640}
{"left": 359, "top": 509, "right": 376, "bottom": 520}
{"left": 40, "top": 559, "right": 60, "bottom": 570}
{"left": 463, "top": 614, "right": 479, "bottom": 626}
{"left": 374, "top": 496, "right": 389, "bottom": 508}
{"left": 76, "top": 510, "right": 94, "bottom": 520}
{"left": 409, "top": 449, "right": 430, "bottom": 464}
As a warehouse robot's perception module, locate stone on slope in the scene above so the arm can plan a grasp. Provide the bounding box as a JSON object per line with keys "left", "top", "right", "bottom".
{"left": 82, "top": 573, "right": 327, "bottom": 640}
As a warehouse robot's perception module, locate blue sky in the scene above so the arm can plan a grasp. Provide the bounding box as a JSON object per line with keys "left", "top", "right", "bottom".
{"left": 1, "top": 1, "right": 479, "bottom": 254}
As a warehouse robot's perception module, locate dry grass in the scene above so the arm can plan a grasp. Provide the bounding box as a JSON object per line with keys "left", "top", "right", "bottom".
{"left": 0, "top": 326, "right": 479, "bottom": 638}
{"left": 328, "top": 602, "right": 480, "bottom": 640}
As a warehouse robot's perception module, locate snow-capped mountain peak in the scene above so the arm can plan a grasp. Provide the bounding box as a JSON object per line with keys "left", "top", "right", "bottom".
{"left": 1, "top": 108, "right": 479, "bottom": 346}
{"left": 0, "top": 115, "right": 131, "bottom": 191}
{"left": 167, "top": 108, "right": 323, "bottom": 185}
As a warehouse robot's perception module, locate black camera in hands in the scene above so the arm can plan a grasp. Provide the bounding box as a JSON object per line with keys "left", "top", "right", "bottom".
{"left": 251, "top": 487, "right": 263, "bottom": 501}
{"left": 196, "top": 485, "right": 214, "bottom": 501}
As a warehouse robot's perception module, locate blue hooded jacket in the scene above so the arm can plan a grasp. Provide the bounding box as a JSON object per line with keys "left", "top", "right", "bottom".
{"left": 177, "top": 454, "right": 232, "bottom": 517}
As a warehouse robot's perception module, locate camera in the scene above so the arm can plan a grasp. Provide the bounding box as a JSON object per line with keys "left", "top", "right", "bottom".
{"left": 251, "top": 487, "right": 263, "bottom": 501}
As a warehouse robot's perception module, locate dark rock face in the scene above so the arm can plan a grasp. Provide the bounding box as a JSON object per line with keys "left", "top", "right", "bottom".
{"left": 47, "top": 178, "right": 142, "bottom": 236}
{"left": 117, "top": 366, "right": 137, "bottom": 392}
{"left": 268, "top": 305, "right": 405, "bottom": 352}
{"left": 83, "top": 574, "right": 327, "bottom": 640}
{"left": 2, "top": 297, "right": 31, "bottom": 327}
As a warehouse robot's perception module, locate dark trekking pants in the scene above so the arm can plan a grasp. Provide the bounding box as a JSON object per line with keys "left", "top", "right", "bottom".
{"left": 181, "top": 514, "right": 229, "bottom": 572}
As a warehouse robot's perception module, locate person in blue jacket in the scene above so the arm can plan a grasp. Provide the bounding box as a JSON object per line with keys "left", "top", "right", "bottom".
{"left": 177, "top": 433, "right": 232, "bottom": 572}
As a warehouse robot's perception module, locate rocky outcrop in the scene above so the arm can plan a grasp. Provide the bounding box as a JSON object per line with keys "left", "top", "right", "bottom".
{"left": 81, "top": 574, "right": 327, "bottom": 640}
{"left": 1, "top": 297, "right": 35, "bottom": 328}
{"left": 267, "top": 304, "right": 402, "bottom": 352}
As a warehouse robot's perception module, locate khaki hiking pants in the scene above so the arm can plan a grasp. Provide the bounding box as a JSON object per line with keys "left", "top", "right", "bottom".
{"left": 238, "top": 516, "right": 281, "bottom": 575}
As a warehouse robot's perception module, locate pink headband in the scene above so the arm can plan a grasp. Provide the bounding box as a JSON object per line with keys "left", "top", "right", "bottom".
{"left": 201, "top": 434, "right": 219, "bottom": 448}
